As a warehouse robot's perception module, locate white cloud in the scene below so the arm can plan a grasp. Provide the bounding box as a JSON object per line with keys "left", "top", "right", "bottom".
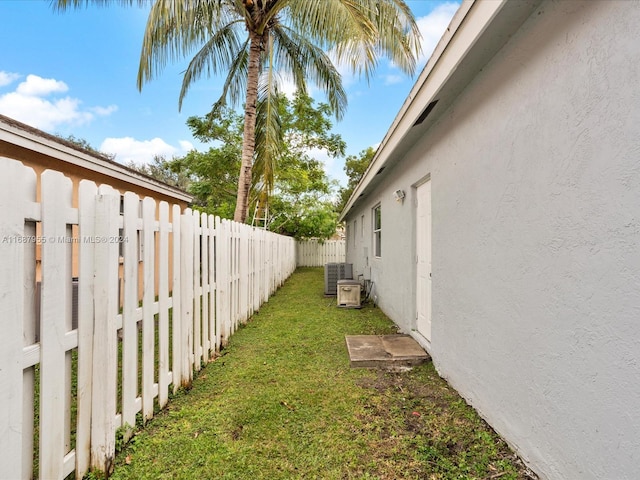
{"left": 384, "top": 74, "right": 404, "bottom": 86}
{"left": 0, "top": 73, "right": 117, "bottom": 131}
{"left": 0, "top": 71, "right": 20, "bottom": 87}
{"left": 279, "top": 75, "right": 298, "bottom": 99}
{"left": 0, "top": 91, "right": 93, "bottom": 130}
{"left": 179, "top": 140, "right": 194, "bottom": 152}
{"left": 91, "top": 105, "right": 118, "bottom": 116}
{"left": 100, "top": 137, "right": 183, "bottom": 165}
{"left": 308, "top": 146, "right": 348, "bottom": 186}
{"left": 16, "top": 74, "right": 68, "bottom": 96}
{"left": 416, "top": 2, "right": 460, "bottom": 66}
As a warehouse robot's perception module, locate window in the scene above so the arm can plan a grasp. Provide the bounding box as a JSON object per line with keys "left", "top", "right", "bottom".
{"left": 373, "top": 204, "right": 381, "bottom": 257}
{"left": 345, "top": 223, "right": 350, "bottom": 251}
{"left": 353, "top": 219, "right": 357, "bottom": 248}
{"left": 361, "top": 214, "right": 364, "bottom": 238}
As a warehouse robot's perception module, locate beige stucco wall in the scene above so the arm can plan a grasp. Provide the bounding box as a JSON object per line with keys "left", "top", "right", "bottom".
{"left": 0, "top": 134, "right": 189, "bottom": 300}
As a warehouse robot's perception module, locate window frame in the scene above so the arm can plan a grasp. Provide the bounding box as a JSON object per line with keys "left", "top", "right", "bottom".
{"left": 372, "top": 204, "right": 382, "bottom": 258}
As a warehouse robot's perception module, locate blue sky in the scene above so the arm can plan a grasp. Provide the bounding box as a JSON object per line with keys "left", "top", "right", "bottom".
{"left": 0, "top": 0, "right": 459, "bottom": 187}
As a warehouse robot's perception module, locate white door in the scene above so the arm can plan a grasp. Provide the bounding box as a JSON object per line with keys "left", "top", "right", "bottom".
{"left": 415, "top": 180, "right": 432, "bottom": 341}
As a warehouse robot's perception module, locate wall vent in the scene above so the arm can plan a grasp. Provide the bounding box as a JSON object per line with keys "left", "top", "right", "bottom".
{"left": 413, "top": 99, "right": 439, "bottom": 127}
{"left": 324, "top": 263, "right": 353, "bottom": 296}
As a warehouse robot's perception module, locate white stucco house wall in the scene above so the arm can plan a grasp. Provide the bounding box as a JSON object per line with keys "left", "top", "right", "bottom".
{"left": 339, "top": 1, "right": 640, "bottom": 478}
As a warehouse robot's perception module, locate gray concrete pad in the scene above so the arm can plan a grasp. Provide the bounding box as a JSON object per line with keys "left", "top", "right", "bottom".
{"left": 345, "top": 334, "right": 430, "bottom": 370}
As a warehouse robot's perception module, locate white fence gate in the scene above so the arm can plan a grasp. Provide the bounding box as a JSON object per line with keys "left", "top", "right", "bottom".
{"left": 296, "top": 239, "right": 345, "bottom": 267}
{"left": 0, "top": 157, "right": 296, "bottom": 480}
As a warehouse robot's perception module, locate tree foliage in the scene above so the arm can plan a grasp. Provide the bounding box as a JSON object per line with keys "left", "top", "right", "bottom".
{"left": 336, "top": 146, "right": 376, "bottom": 213}
{"left": 54, "top": 0, "right": 422, "bottom": 223}
{"left": 140, "top": 92, "right": 345, "bottom": 239}
{"left": 125, "top": 156, "right": 191, "bottom": 190}
{"left": 62, "top": 134, "right": 115, "bottom": 161}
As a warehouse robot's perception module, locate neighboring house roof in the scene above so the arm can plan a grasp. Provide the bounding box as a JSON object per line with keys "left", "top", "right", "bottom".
{"left": 339, "top": 0, "right": 542, "bottom": 221}
{"left": 0, "top": 113, "right": 192, "bottom": 204}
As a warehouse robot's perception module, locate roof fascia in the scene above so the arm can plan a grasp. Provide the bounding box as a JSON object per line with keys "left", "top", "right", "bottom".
{"left": 339, "top": 0, "right": 538, "bottom": 221}
{"left": 0, "top": 117, "right": 192, "bottom": 203}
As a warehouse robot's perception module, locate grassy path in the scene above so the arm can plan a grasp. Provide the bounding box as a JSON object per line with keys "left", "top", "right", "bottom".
{"left": 109, "top": 268, "right": 535, "bottom": 480}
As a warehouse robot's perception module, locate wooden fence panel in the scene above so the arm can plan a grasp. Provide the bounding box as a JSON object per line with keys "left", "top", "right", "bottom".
{"left": 142, "top": 197, "right": 156, "bottom": 421}
{"left": 180, "top": 210, "right": 194, "bottom": 385}
{"left": 121, "top": 192, "right": 139, "bottom": 437}
{"left": 0, "top": 157, "right": 300, "bottom": 480}
{"left": 192, "top": 211, "right": 202, "bottom": 370}
{"left": 215, "top": 217, "right": 227, "bottom": 348}
{"left": 39, "top": 170, "right": 75, "bottom": 479}
{"left": 76, "top": 180, "right": 98, "bottom": 478}
{"left": 296, "top": 239, "right": 346, "bottom": 267}
{"left": 90, "top": 186, "right": 120, "bottom": 474}
{"left": 0, "top": 159, "right": 34, "bottom": 480}
{"left": 171, "top": 205, "right": 182, "bottom": 393}
{"left": 208, "top": 215, "right": 217, "bottom": 353}
{"left": 158, "top": 201, "right": 170, "bottom": 409}
{"left": 201, "top": 212, "right": 210, "bottom": 363}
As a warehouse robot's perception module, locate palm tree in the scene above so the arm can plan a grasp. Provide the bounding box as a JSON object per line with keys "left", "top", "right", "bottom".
{"left": 54, "top": 0, "right": 421, "bottom": 223}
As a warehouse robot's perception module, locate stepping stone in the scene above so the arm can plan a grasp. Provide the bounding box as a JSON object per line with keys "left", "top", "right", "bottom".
{"left": 345, "top": 334, "right": 430, "bottom": 371}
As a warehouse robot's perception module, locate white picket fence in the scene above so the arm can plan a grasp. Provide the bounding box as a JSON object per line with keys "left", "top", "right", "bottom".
{"left": 296, "top": 239, "right": 346, "bottom": 267}
{"left": 0, "top": 157, "right": 296, "bottom": 480}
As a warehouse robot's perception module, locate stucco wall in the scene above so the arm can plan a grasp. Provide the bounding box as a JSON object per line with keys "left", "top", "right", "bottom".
{"left": 345, "top": 1, "right": 640, "bottom": 478}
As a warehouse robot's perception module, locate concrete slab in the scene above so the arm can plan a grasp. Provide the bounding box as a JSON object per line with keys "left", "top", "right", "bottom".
{"left": 345, "top": 334, "right": 430, "bottom": 370}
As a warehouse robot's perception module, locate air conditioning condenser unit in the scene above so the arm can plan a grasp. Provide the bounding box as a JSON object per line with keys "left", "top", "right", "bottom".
{"left": 324, "top": 263, "right": 353, "bottom": 296}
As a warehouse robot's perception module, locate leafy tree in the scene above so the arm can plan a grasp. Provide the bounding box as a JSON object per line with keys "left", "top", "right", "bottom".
{"left": 61, "top": 134, "right": 116, "bottom": 160}
{"left": 145, "top": 93, "right": 344, "bottom": 238}
{"left": 336, "top": 146, "right": 375, "bottom": 212}
{"left": 54, "top": 0, "right": 421, "bottom": 223}
{"left": 125, "top": 155, "right": 191, "bottom": 190}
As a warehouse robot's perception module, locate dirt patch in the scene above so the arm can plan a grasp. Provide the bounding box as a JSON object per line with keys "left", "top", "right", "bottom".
{"left": 353, "top": 367, "right": 539, "bottom": 479}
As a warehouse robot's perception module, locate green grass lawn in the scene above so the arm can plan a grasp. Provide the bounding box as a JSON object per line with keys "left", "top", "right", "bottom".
{"left": 106, "top": 267, "right": 536, "bottom": 480}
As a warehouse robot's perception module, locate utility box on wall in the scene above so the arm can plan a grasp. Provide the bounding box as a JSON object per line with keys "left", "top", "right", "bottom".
{"left": 337, "top": 279, "right": 361, "bottom": 308}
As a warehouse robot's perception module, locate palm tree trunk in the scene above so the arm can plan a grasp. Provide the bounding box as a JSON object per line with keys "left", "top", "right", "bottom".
{"left": 234, "top": 31, "right": 263, "bottom": 223}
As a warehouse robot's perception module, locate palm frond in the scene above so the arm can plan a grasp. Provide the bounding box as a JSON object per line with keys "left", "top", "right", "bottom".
{"left": 137, "top": 0, "right": 242, "bottom": 90}
{"left": 254, "top": 44, "right": 283, "bottom": 200}
{"left": 209, "top": 38, "right": 250, "bottom": 113}
{"left": 285, "top": 0, "right": 377, "bottom": 48}
{"left": 272, "top": 26, "right": 347, "bottom": 120}
{"left": 366, "top": 0, "right": 422, "bottom": 74}
{"left": 284, "top": 0, "right": 420, "bottom": 79}
{"left": 178, "top": 22, "right": 245, "bottom": 110}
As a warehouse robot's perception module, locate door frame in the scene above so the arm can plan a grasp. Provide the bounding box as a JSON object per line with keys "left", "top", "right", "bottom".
{"left": 413, "top": 175, "right": 432, "bottom": 347}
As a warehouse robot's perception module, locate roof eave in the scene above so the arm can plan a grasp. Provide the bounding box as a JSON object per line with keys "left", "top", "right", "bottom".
{"left": 0, "top": 114, "right": 193, "bottom": 204}
{"left": 339, "top": 0, "right": 542, "bottom": 221}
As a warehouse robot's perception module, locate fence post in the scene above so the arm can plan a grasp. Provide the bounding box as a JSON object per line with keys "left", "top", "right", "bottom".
{"left": 192, "top": 211, "right": 202, "bottom": 371}
{"left": 214, "top": 217, "right": 226, "bottom": 348}
{"left": 207, "top": 215, "right": 217, "bottom": 354}
{"left": 180, "top": 210, "right": 194, "bottom": 386}
{"left": 158, "top": 202, "right": 170, "bottom": 408}
{"left": 121, "top": 192, "right": 139, "bottom": 437}
{"left": 90, "top": 185, "right": 120, "bottom": 475}
{"left": 76, "top": 180, "right": 98, "bottom": 478}
{"left": 141, "top": 197, "right": 156, "bottom": 421}
{"left": 171, "top": 205, "right": 182, "bottom": 392}
{"left": 0, "top": 159, "right": 35, "bottom": 480}
{"left": 217, "top": 219, "right": 229, "bottom": 346}
{"left": 201, "top": 212, "right": 210, "bottom": 363}
{"left": 39, "top": 170, "right": 74, "bottom": 479}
